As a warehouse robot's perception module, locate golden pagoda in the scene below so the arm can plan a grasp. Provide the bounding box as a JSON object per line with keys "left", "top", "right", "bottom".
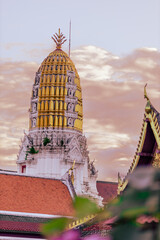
{"left": 30, "top": 28, "right": 82, "bottom": 132}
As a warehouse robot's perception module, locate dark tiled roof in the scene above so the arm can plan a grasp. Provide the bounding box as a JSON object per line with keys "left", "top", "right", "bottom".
{"left": 0, "top": 213, "right": 51, "bottom": 235}
{"left": 0, "top": 173, "right": 74, "bottom": 216}
{"left": 96, "top": 181, "right": 118, "bottom": 204}
{"left": 0, "top": 220, "right": 40, "bottom": 233}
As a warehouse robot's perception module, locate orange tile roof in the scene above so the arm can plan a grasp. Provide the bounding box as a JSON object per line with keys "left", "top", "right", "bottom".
{"left": 0, "top": 173, "right": 74, "bottom": 216}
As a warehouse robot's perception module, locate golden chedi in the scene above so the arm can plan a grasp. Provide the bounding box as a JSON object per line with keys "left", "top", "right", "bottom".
{"left": 30, "top": 29, "right": 82, "bottom": 132}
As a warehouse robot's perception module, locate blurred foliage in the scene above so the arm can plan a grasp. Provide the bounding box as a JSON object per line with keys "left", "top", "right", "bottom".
{"left": 41, "top": 218, "right": 69, "bottom": 237}
{"left": 41, "top": 197, "right": 101, "bottom": 238}
{"left": 73, "top": 197, "right": 100, "bottom": 219}
{"left": 109, "top": 167, "right": 160, "bottom": 240}
{"left": 41, "top": 167, "right": 160, "bottom": 240}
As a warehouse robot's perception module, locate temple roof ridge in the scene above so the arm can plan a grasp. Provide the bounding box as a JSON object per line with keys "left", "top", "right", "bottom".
{"left": 144, "top": 84, "right": 160, "bottom": 116}
{"left": 118, "top": 87, "right": 160, "bottom": 194}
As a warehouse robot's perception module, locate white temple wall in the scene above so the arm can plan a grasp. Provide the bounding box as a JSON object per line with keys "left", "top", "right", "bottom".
{"left": 17, "top": 129, "right": 102, "bottom": 204}
{"left": 89, "top": 177, "right": 98, "bottom": 194}
{"left": 74, "top": 166, "right": 82, "bottom": 194}
{"left": 83, "top": 159, "right": 89, "bottom": 180}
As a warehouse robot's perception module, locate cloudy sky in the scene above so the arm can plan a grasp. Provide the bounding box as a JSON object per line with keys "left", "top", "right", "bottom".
{"left": 0, "top": 0, "right": 160, "bottom": 181}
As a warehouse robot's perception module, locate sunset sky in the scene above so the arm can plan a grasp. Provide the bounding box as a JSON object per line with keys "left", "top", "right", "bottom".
{"left": 0, "top": 0, "right": 160, "bottom": 181}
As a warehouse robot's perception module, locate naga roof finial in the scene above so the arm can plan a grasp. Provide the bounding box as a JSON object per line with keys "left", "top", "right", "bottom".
{"left": 51, "top": 28, "right": 67, "bottom": 49}
{"left": 118, "top": 172, "right": 122, "bottom": 185}
{"left": 144, "top": 83, "right": 150, "bottom": 101}
{"left": 69, "top": 160, "right": 75, "bottom": 185}
{"left": 144, "top": 84, "right": 152, "bottom": 114}
{"left": 71, "top": 160, "right": 75, "bottom": 171}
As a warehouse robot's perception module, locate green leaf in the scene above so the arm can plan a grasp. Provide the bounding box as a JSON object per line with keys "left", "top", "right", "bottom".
{"left": 112, "top": 222, "right": 152, "bottom": 240}
{"left": 109, "top": 196, "right": 123, "bottom": 206}
{"left": 121, "top": 206, "right": 148, "bottom": 219}
{"left": 133, "top": 190, "right": 151, "bottom": 200}
{"left": 73, "top": 197, "right": 99, "bottom": 219}
{"left": 41, "top": 217, "right": 68, "bottom": 237}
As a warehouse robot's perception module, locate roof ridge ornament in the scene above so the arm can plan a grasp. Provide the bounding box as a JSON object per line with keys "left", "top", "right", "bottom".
{"left": 144, "top": 83, "right": 150, "bottom": 101}
{"left": 51, "top": 28, "right": 67, "bottom": 49}
{"left": 69, "top": 160, "right": 75, "bottom": 185}
{"left": 144, "top": 84, "right": 151, "bottom": 114}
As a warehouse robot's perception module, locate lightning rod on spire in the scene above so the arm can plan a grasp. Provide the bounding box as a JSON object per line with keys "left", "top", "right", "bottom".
{"left": 69, "top": 20, "right": 71, "bottom": 57}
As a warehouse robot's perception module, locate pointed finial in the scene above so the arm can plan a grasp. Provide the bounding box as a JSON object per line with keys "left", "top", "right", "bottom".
{"left": 71, "top": 160, "right": 75, "bottom": 170}
{"left": 144, "top": 84, "right": 151, "bottom": 113}
{"left": 69, "top": 160, "right": 75, "bottom": 174}
{"left": 51, "top": 28, "right": 67, "bottom": 49}
{"left": 144, "top": 84, "right": 150, "bottom": 101}
{"left": 68, "top": 160, "right": 75, "bottom": 185}
{"left": 118, "top": 172, "right": 122, "bottom": 185}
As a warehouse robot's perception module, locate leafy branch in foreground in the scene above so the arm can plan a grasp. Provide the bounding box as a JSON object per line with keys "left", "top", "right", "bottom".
{"left": 41, "top": 167, "right": 160, "bottom": 240}
{"left": 108, "top": 167, "right": 160, "bottom": 240}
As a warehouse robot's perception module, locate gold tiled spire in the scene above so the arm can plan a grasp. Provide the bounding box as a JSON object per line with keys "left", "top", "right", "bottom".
{"left": 30, "top": 30, "right": 83, "bottom": 132}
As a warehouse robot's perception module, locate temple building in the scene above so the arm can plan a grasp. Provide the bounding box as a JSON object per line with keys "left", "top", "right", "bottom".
{"left": 1, "top": 29, "right": 159, "bottom": 238}
{"left": 1, "top": 29, "right": 113, "bottom": 239}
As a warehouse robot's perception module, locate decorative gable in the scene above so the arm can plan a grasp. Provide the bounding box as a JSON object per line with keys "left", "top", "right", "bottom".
{"left": 118, "top": 86, "right": 160, "bottom": 194}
